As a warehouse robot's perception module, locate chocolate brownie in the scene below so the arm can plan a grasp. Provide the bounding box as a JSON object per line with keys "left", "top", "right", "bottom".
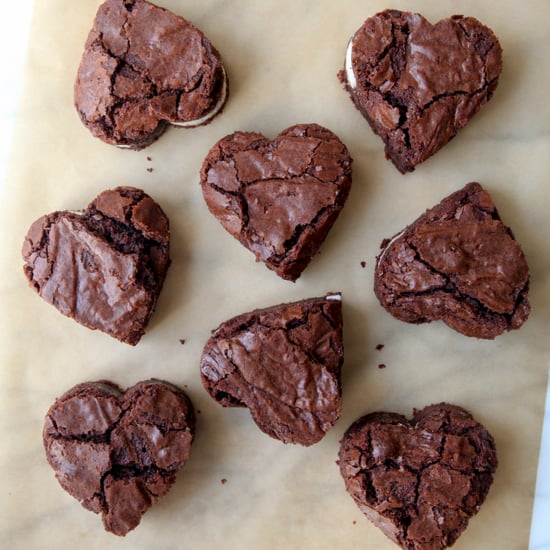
{"left": 200, "top": 123, "right": 352, "bottom": 281}
{"left": 200, "top": 293, "right": 344, "bottom": 446}
{"left": 374, "top": 182, "right": 530, "bottom": 338}
{"left": 43, "top": 379, "right": 195, "bottom": 536}
{"left": 75, "top": 0, "right": 228, "bottom": 149}
{"left": 339, "top": 10, "right": 502, "bottom": 173}
{"left": 22, "top": 187, "right": 170, "bottom": 345}
{"left": 338, "top": 403, "right": 497, "bottom": 550}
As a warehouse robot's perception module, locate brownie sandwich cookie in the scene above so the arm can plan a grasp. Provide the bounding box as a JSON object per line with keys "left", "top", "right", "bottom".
{"left": 75, "top": 0, "right": 228, "bottom": 149}
{"left": 339, "top": 10, "right": 502, "bottom": 173}
{"left": 338, "top": 403, "right": 498, "bottom": 550}
{"left": 374, "top": 182, "right": 530, "bottom": 338}
{"left": 43, "top": 379, "right": 195, "bottom": 536}
{"left": 200, "top": 124, "right": 352, "bottom": 281}
{"left": 22, "top": 187, "right": 170, "bottom": 345}
{"left": 200, "top": 293, "right": 344, "bottom": 446}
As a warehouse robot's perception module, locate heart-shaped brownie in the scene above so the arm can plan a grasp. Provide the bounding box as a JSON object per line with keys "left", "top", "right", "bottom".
{"left": 75, "top": 0, "right": 228, "bottom": 149}
{"left": 200, "top": 124, "right": 353, "bottom": 281}
{"left": 200, "top": 293, "right": 344, "bottom": 446}
{"left": 339, "top": 10, "right": 502, "bottom": 173}
{"left": 374, "top": 182, "right": 530, "bottom": 338}
{"left": 339, "top": 403, "right": 497, "bottom": 550}
{"left": 43, "top": 379, "right": 195, "bottom": 536}
{"left": 22, "top": 186, "right": 170, "bottom": 345}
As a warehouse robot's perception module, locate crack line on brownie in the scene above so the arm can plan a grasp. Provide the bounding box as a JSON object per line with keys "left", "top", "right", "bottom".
{"left": 388, "top": 237, "right": 524, "bottom": 322}
{"left": 205, "top": 173, "right": 340, "bottom": 259}
{"left": 92, "top": 19, "right": 214, "bottom": 137}
{"left": 356, "top": 19, "right": 497, "bottom": 130}
{"left": 47, "top": 393, "right": 190, "bottom": 516}
{"left": 214, "top": 315, "right": 337, "bottom": 418}
{"left": 352, "top": 423, "right": 485, "bottom": 533}
{"left": 115, "top": 4, "right": 207, "bottom": 96}
{"left": 285, "top": 308, "right": 341, "bottom": 371}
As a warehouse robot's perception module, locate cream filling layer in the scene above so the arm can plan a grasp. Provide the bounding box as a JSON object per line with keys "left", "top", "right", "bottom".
{"left": 345, "top": 38, "right": 357, "bottom": 89}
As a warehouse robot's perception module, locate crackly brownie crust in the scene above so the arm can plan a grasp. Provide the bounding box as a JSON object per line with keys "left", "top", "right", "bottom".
{"left": 22, "top": 187, "right": 170, "bottom": 345}
{"left": 43, "top": 379, "right": 195, "bottom": 536}
{"left": 75, "top": 0, "right": 228, "bottom": 149}
{"left": 200, "top": 294, "right": 344, "bottom": 446}
{"left": 374, "top": 182, "right": 530, "bottom": 338}
{"left": 339, "top": 10, "right": 502, "bottom": 173}
{"left": 200, "top": 123, "right": 352, "bottom": 281}
{"left": 338, "top": 403, "right": 498, "bottom": 550}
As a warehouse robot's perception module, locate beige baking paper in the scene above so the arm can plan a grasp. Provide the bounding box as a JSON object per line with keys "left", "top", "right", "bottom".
{"left": 1, "top": 1, "right": 549, "bottom": 548}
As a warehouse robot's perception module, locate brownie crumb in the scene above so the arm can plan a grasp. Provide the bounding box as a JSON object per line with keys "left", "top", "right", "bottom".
{"left": 375, "top": 344, "right": 384, "bottom": 351}
{"left": 221, "top": 478, "right": 227, "bottom": 485}
{"left": 179, "top": 339, "right": 186, "bottom": 345}
{"left": 360, "top": 261, "right": 366, "bottom": 268}
{"left": 147, "top": 168, "right": 153, "bottom": 173}
{"left": 147, "top": 156, "right": 152, "bottom": 162}
{"left": 378, "top": 364, "right": 386, "bottom": 369}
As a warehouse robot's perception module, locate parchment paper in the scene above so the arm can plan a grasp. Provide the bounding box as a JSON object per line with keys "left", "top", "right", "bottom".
{"left": 1, "top": 1, "right": 549, "bottom": 548}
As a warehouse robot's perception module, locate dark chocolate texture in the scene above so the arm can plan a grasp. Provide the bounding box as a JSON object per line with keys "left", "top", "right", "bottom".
{"left": 339, "top": 10, "right": 502, "bottom": 173}
{"left": 43, "top": 379, "right": 195, "bottom": 536}
{"left": 338, "top": 403, "right": 497, "bottom": 550}
{"left": 75, "top": 0, "right": 228, "bottom": 149}
{"left": 374, "top": 182, "right": 530, "bottom": 338}
{"left": 200, "top": 294, "right": 344, "bottom": 446}
{"left": 200, "top": 123, "right": 352, "bottom": 281}
{"left": 22, "top": 186, "right": 170, "bottom": 345}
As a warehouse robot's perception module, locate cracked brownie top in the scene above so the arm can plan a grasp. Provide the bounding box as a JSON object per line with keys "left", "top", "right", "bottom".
{"left": 43, "top": 379, "right": 195, "bottom": 536}
{"left": 200, "top": 123, "right": 352, "bottom": 281}
{"left": 200, "top": 293, "right": 344, "bottom": 446}
{"left": 339, "top": 10, "right": 502, "bottom": 173}
{"left": 374, "top": 182, "right": 530, "bottom": 338}
{"left": 338, "top": 403, "right": 498, "bottom": 550}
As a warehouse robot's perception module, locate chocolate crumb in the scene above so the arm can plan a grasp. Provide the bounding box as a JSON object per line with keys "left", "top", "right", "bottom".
{"left": 375, "top": 344, "right": 384, "bottom": 351}
{"left": 221, "top": 478, "right": 227, "bottom": 485}
{"left": 360, "top": 261, "right": 366, "bottom": 268}
{"left": 378, "top": 364, "right": 386, "bottom": 369}
{"left": 147, "top": 156, "right": 152, "bottom": 162}
{"left": 179, "top": 339, "right": 186, "bottom": 345}
{"left": 147, "top": 167, "right": 153, "bottom": 173}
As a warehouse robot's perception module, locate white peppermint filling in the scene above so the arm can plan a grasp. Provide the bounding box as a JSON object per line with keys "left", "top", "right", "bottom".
{"left": 345, "top": 38, "right": 357, "bottom": 89}
{"left": 325, "top": 293, "right": 342, "bottom": 301}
